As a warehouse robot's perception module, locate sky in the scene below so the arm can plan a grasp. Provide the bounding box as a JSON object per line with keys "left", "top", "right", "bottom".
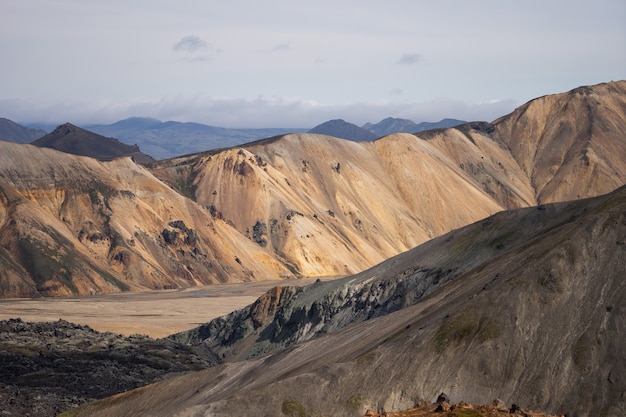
{"left": 1, "top": 0, "right": 625, "bottom": 128}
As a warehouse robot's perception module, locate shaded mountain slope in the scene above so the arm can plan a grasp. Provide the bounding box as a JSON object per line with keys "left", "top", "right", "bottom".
{"left": 78, "top": 185, "right": 626, "bottom": 417}
{"left": 0, "top": 118, "right": 46, "bottom": 144}
{"left": 0, "top": 142, "right": 295, "bottom": 297}
{"left": 32, "top": 123, "right": 154, "bottom": 163}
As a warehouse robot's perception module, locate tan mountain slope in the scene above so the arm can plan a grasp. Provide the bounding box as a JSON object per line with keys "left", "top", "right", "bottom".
{"left": 493, "top": 80, "right": 626, "bottom": 202}
{"left": 153, "top": 133, "right": 505, "bottom": 278}
{"left": 0, "top": 143, "right": 294, "bottom": 297}
{"left": 72, "top": 185, "right": 626, "bottom": 417}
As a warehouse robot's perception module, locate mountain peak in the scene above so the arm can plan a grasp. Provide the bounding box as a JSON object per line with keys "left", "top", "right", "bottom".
{"left": 308, "top": 119, "right": 378, "bottom": 141}
{"left": 32, "top": 123, "right": 154, "bottom": 162}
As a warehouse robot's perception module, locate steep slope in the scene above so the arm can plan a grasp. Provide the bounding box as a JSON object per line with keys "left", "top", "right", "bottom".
{"left": 32, "top": 123, "right": 154, "bottom": 163}
{"left": 493, "top": 81, "right": 626, "bottom": 203}
{"left": 0, "top": 118, "right": 46, "bottom": 143}
{"left": 152, "top": 132, "right": 508, "bottom": 278}
{"left": 77, "top": 186, "right": 626, "bottom": 417}
{"left": 0, "top": 142, "right": 295, "bottom": 297}
{"left": 308, "top": 118, "right": 378, "bottom": 141}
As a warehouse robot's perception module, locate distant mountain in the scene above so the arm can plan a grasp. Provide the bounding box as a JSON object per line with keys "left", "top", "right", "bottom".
{"left": 363, "top": 117, "right": 465, "bottom": 137}
{"left": 32, "top": 123, "right": 154, "bottom": 163}
{"left": 308, "top": 119, "right": 378, "bottom": 141}
{"left": 0, "top": 118, "right": 46, "bottom": 144}
{"left": 86, "top": 117, "right": 305, "bottom": 160}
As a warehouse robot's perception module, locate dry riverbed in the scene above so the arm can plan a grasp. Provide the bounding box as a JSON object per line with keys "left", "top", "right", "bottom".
{"left": 0, "top": 278, "right": 326, "bottom": 338}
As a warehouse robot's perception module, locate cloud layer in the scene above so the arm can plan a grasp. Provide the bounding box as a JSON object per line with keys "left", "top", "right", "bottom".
{"left": 1, "top": 1, "right": 624, "bottom": 127}
{"left": 0, "top": 95, "right": 518, "bottom": 129}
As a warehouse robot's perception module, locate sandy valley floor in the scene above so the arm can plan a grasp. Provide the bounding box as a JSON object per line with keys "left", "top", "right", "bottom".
{"left": 0, "top": 278, "right": 325, "bottom": 338}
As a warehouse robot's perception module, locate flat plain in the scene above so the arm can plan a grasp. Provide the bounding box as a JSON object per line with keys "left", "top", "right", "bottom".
{"left": 0, "top": 277, "right": 324, "bottom": 338}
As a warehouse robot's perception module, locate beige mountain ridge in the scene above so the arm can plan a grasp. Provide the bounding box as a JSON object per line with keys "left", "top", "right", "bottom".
{"left": 1, "top": 81, "right": 626, "bottom": 298}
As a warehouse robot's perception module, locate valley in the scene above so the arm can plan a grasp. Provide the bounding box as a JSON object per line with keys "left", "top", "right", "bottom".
{"left": 0, "top": 277, "right": 326, "bottom": 338}
{"left": 1, "top": 80, "right": 625, "bottom": 417}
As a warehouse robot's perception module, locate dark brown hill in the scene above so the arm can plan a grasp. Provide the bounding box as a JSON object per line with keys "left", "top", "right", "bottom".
{"left": 76, "top": 185, "right": 626, "bottom": 417}
{"left": 32, "top": 123, "right": 154, "bottom": 163}
{"left": 308, "top": 118, "right": 378, "bottom": 141}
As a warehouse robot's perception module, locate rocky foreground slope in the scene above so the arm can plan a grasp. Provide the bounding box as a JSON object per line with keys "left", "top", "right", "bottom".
{"left": 0, "top": 318, "right": 214, "bottom": 416}
{"left": 71, "top": 185, "right": 626, "bottom": 417}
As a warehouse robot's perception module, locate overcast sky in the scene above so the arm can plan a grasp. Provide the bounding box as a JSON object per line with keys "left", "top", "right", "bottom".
{"left": 1, "top": 0, "right": 624, "bottom": 128}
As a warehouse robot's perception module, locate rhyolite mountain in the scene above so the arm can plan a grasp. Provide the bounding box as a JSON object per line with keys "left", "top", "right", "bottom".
{"left": 0, "top": 81, "right": 625, "bottom": 298}
{"left": 71, "top": 184, "right": 626, "bottom": 417}
{"left": 0, "top": 118, "right": 46, "bottom": 144}
{"left": 86, "top": 117, "right": 306, "bottom": 159}
{"left": 308, "top": 118, "right": 379, "bottom": 141}
{"left": 362, "top": 117, "right": 465, "bottom": 137}
{"left": 0, "top": 142, "right": 296, "bottom": 298}
{"left": 32, "top": 123, "right": 155, "bottom": 163}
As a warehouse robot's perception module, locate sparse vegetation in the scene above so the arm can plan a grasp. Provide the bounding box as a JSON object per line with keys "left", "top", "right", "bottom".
{"left": 346, "top": 394, "right": 362, "bottom": 411}
{"left": 355, "top": 351, "right": 376, "bottom": 366}
{"left": 174, "top": 167, "right": 198, "bottom": 200}
{"left": 282, "top": 399, "right": 307, "bottom": 417}
{"left": 18, "top": 236, "right": 79, "bottom": 294}
{"left": 435, "top": 309, "right": 499, "bottom": 353}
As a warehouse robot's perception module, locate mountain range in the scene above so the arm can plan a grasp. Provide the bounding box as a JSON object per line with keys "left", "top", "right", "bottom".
{"left": 1, "top": 117, "right": 466, "bottom": 160}
{"left": 1, "top": 80, "right": 626, "bottom": 416}
{"left": 1, "top": 81, "right": 625, "bottom": 299}
{"left": 84, "top": 118, "right": 306, "bottom": 160}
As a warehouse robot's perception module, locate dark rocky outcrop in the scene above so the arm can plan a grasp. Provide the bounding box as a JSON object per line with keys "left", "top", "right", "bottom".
{"left": 0, "top": 318, "right": 214, "bottom": 417}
